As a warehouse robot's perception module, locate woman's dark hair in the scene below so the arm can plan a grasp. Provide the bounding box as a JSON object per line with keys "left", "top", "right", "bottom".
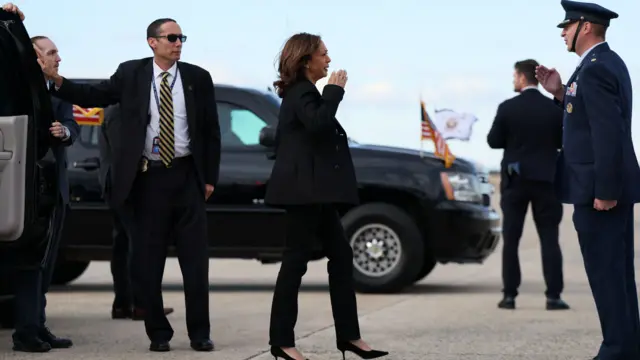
{"left": 273, "top": 32, "right": 322, "bottom": 98}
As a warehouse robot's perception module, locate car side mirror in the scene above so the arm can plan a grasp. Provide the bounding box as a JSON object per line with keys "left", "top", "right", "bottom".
{"left": 259, "top": 125, "right": 276, "bottom": 148}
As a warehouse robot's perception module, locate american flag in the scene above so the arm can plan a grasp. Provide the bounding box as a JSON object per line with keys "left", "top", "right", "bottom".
{"left": 72, "top": 105, "right": 104, "bottom": 126}
{"left": 421, "top": 100, "right": 455, "bottom": 168}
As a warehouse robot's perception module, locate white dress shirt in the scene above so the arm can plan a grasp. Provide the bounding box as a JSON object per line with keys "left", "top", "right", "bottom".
{"left": 145, "top": 61, "right": 191, "bottom": 160}
{"left": 520, "top": 85, "right": 538, "bottom": 92}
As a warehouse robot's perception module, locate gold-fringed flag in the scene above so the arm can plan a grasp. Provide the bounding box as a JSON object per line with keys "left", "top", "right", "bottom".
{"left": 421, "top": 100, "right": 455, "bottom": 168}
{"left": 72, "top": 105, "right": 104, "bottom": 126}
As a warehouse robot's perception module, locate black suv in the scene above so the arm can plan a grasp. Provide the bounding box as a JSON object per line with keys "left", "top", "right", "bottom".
{"left": 51, "top": 78, "right": 501, "bottom": 294}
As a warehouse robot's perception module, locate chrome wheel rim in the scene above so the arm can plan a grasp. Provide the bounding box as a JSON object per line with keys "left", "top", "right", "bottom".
{"left": 350, "top": 223, "right": 402, "bottom": 277}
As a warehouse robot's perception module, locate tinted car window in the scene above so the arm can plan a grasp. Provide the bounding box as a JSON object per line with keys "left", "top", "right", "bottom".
{"left": 76, "top": 125, "right": 96, "bottom": 147}
{"left": 217, "top": 102, "right": 268, "bottom": 147}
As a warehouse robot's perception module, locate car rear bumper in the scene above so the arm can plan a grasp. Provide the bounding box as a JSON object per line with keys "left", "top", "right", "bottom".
{"left": 427, "top": 201, "right": 501, "bottom": 264}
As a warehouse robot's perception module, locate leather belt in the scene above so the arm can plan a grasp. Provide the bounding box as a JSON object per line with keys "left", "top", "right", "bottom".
{"left": 139, "top": 155, "right": 192, "bottom": 173}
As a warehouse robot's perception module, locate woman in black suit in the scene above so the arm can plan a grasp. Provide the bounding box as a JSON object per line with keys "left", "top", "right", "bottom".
{"left": 265, "top": 33, "right": 388, "bottom": 360}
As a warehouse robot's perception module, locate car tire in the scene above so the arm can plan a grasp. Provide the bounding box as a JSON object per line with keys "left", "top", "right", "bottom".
{"left": 414, "top": 256, "right": 437, "bottom": 282}
{"left": 342, "top": 203, "right": 424, "bottom": 294}
{"left": 51, "top": 260, "right": 90, "bottom": 285}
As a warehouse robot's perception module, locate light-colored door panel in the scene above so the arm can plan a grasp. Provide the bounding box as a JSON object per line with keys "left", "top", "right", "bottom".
{"left": 0, "top": 115, "right": 28, "bottom": 241}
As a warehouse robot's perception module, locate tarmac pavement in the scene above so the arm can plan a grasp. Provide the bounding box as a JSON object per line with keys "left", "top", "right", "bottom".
{"left": 1, "top": 179, "right": 639, "bottom": 360}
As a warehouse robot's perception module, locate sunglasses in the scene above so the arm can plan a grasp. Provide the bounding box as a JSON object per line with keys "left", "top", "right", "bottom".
{"left": 155, "top": 34, "right": 187, "bottom": 43}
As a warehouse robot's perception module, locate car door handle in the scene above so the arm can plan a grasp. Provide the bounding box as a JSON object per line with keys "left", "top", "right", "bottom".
{"left": 0, "top": 151, "right": 11, "bottom": 160}
{"left": 73, "top": 157, "right": 100, "bottom": 170}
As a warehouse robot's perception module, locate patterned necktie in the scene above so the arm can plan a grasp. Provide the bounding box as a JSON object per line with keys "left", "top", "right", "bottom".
{"left": 158, "top": 72, "right": 175, "bottom": 166}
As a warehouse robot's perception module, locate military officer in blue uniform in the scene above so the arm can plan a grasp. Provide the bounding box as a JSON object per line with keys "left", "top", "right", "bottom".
{"left": 536, "top": 1, "right": 640, "bottom": 359}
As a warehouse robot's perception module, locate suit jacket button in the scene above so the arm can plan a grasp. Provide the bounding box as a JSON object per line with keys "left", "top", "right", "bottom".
{"left": 336, "top": 145, "right": 339, "bottom": 151}
{"left": 334, "top": 164, "right": 340, "bottom": 170}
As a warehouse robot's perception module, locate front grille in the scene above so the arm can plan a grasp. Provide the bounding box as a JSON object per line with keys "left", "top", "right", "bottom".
{"left": 469, "top": 229, "right": 499, "bottom": 250}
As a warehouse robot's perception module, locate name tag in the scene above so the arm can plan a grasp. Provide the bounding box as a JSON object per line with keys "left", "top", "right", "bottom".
{"left": 151, "top": 136, "right": 160, "bottom": 155}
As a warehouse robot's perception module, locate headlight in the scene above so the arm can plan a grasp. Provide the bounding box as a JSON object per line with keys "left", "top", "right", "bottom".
{"left": 440, "top": 172, "right": 483, "bottom": 203}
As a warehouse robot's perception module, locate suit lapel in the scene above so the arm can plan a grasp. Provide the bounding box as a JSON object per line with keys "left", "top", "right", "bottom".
{"left": 177, "top": 62, "right": 197, "bottom": 134}
{"left": 564, "top": 43, "right": 610, "bottom": 102}
{"left": 566, "top": 63, "right": 582, "bottom": 86}
{"left": 50, "top": 96, "right": 59, "bottom": 122}
{"left": 138, "top": 60, "right": 153, "bottom": 124}
{"left": 564, "top": 61, "right": 585, "bottom": 107}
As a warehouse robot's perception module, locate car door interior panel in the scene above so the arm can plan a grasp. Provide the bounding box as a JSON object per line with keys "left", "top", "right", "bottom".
{"left": 0, "top": 115, "right": 29, "bottom": 241}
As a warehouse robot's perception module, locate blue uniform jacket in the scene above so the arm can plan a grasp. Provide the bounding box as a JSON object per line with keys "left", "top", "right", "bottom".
{"left": 555, "top": 42, "right": 640, "bottom": 205}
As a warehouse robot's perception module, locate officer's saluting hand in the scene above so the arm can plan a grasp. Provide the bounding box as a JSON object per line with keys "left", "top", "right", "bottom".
{"left": 535, "top": 66, "right": 565, "bottom": 102}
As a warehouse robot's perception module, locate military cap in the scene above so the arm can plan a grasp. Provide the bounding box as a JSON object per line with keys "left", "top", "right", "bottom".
{"left": 557, "top": 0, "right": 618, "bottom": 28}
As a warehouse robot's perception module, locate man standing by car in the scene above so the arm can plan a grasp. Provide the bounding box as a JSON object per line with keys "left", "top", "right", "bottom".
{"left": 487, "top": 59, "right": 569, "bottom": 311}
{"left": 99, "top": 104, "right": 174, "bottom": 321}
{"left": 17, "top": 7, "right": 220, "bottom": 351}
{"left": 1, "top": 4, "right": 81, "bottom": 348}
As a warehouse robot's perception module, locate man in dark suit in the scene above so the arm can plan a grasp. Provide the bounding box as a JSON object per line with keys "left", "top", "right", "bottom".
{"left": 10, "top": 34, "right": 79, "bottom": 352}
{"left": 31, "top": 16, "right": 220, "bottom": 352}
{"left": 536, "top": 1, "right": 640, "bottom": 359}
{"left": 487, "top": 59, "right": 568, "bottom": 311}
{"left": 99, "top": 104, "right": 174, "bottom": 321}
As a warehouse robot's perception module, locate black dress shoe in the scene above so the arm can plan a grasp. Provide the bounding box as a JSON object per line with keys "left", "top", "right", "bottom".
{"left": 38, "top": 327, "right": 73, "bottom": 348}
{"left": 149, "top": 341, "right": 170, "bottom": 352}
{"left": 270, "top": 346, "right": 308, "bottom": 360}
{"left": 190, "top": 339, "right": 214, "bottom": 351}
{"left": 336, "top": 341, "right": 388, "bottom": 359}
{"left": 546, "top": 298, "right": 570, "bottom": 310}
{"left": 12, "top": 335, "right": 52, "bottom": 353}
{"left": 498, "top": 296, "right": 516, "bottom": 309}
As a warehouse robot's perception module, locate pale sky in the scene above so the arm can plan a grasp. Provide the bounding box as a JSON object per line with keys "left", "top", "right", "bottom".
{"left": 14, "top": 0, "right": 640, "bottom": 170}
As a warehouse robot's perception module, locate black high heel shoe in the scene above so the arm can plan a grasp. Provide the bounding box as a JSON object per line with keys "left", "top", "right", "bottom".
{"left": 336, "top": 341, "right": 388, "bottom": 359}
{"left": 270, "top": 346, "right": 308, "bottom": 360}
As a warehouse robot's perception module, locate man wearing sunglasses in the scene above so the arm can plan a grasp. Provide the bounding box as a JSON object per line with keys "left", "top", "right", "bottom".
{"left": 98, "top": 103, "right": 175, "bottom": 322}
{"left": 4, "top": 8, "right": 221, "bottom": 352}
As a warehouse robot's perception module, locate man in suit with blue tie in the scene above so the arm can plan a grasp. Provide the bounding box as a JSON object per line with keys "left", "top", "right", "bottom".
{"left": 10, "top": 34, "right": 80, "bottom": 352}
{"left": 536, "top": 1, "right": 640, "bottom": 359}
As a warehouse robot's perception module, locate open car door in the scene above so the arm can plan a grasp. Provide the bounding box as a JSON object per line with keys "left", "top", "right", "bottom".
{"left": 0, "top": 11, "right": 56, "bottom": 246}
